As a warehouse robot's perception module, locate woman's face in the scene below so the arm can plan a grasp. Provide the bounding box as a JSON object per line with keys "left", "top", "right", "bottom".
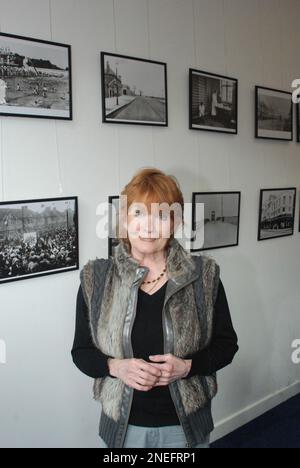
{"left": 126, "top": 201, "right": 173, "bottom": 255}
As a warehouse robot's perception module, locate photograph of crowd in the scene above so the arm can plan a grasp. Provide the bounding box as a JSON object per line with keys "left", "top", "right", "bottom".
{"left": 0, "top": 197, "right": 78, "bottom": 284}
{"left": 0, "top": 32, "right": 72, "bottom": 119}
{"left": 189, "top": 69, "right": 238, "bottom": 134}
{"left": 101, "top": 52, "right": 168, "bottom": 126}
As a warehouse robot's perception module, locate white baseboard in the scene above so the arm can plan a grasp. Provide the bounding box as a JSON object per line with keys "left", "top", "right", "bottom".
{"left": 211, "top": 380, "right": 300, "bottom": 443}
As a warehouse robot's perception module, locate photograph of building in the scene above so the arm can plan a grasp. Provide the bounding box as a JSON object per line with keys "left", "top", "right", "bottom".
{"left": 259, "top": 189, "right": 296, "bottom": 239}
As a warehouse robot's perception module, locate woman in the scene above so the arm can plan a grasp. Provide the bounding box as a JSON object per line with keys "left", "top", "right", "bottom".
{"left": 72, "top": 168, "right": 238, "bottom": 449}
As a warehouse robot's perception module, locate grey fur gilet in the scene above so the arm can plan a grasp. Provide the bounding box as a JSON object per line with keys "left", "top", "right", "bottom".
{"left": 80, "top": 238, "right": 220, "bottom": 424}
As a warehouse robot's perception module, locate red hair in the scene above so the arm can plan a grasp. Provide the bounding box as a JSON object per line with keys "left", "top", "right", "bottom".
{"left": 118, "top": 168, "right": 184, "bottom": 251}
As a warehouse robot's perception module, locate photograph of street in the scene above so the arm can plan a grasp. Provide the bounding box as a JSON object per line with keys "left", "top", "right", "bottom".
{"left": 191, "top": 192, "right": 241, "bottom": 251}
{"left": 258, "top": 188, "right": 296, "bottom": 240}
{"left": 0, "top": 197, "right": 78, "bottom": 284}
{"left": 0, "top": 33, "right": 72, "bottom": 119}
{"left": 101, "top": 52, "right": 167, "bottom": 125}
{"left": 256, "top": 87, "right": 293, "bottom": 140}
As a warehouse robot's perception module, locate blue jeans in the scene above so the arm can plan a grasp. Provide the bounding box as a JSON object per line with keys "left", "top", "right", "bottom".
{"left": 99, "top": 424, "right": 210, "bottom": 448}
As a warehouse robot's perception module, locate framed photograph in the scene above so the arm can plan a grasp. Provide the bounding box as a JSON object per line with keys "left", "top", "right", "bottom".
{"left": 108, "top": 195, "right": 120, "bottom": 257}
{"left": 0, "top": 32, "right": 72, "bottom": 120}
{"left": 101, "top": 51, "right": 168, "bottom": 126}
{"left": 189, "top": 69, "right": 238, "bottom": 134}
{"left": 0, "top": 197, "right": 78, "bottom": 284}
{"left": 191, "top": 192, "right": 241, "bottom": 252}
{"left": 255, "top": 86, "right": 293, "bottom": 141}
{"left": 258, "top": 188, "right": 296, "bottom": 241}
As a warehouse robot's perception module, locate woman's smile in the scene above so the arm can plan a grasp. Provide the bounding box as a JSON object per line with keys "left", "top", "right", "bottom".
{"left": 139, "top": 237, "right": 157, "bottom": 242}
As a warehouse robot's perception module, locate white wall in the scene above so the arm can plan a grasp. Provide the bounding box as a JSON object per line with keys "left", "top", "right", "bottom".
{"left": 0, "top": 0, "right": 299, "bottom": 448}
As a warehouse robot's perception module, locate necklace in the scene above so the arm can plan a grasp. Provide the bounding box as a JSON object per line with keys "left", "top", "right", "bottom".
{"left": 141, "top": 266, "right": 167, "bottom": 284}
{"left": 141, "top": 264, "right": 167, "bottom": 294}
{"left": 142, "top": 270, "right": 167, "bottom": 294}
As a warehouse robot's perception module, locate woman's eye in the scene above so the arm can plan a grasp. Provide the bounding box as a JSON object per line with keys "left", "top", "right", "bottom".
{"left": 159, "top": 211, "right": 169, "bottom": 221}
{"left": 134, "top": 209, "right": 143, "bottom": 217}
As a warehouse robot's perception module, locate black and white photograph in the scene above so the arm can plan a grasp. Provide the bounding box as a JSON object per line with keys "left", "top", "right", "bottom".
{"left": 191, "top": 192, "right": 241, "bottom": 252}
{"left": 101, "top": 52, "right": 168, "bottom": 126}
{"left": 0, "top": 32, "right": 72, "bottom": 119}
{"left": 189, "top": 69, "right": 238, "bottom": 134}
{"left": 255, "top": 86, "right": 293, "bottom": 141}
{"left": 258, "top": 188, "right": 296, "bottom": 241}
{"left": 0, "top": 197, "right": 78, "bottom": 284}
{"left": 108, "top": 195, "right": 120, "bottom": 257}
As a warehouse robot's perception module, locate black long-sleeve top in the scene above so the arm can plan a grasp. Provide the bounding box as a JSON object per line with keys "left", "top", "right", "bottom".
{"left": 71, "top": 278, "right": 238, "bottom": 426}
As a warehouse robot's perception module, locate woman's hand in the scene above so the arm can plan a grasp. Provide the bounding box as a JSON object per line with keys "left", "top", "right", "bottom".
{"left": 148, "top": 354, "right": 192, "bottom": 386}
{"left": 108, "top": 358, "right": 162, "bottom": 391}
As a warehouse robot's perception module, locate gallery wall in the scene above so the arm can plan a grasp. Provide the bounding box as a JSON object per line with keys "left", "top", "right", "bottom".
{"left": 0, "top": 0, "right": 300, "bottom": 447}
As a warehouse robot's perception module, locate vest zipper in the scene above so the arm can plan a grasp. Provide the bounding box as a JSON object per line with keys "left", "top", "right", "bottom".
{"left": 119, "top": 267, "right": 149, "bottom": 448}
{"left": 161, "top": 278, "right": 199, "bottom": 448}
{"left": 120, "top": 271, "right": 198, "bottom": 448}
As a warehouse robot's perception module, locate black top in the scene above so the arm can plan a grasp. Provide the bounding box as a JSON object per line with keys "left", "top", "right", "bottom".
{"left": 129, "top": 281, "right": 178, "bottom": 426}
{"left": 71, "top": 278, "right": 238, "bottom": 426}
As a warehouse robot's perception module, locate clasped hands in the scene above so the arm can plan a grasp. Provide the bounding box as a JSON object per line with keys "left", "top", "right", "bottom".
{"left": 109, "top": 353, "right": 192, "bottom": 392}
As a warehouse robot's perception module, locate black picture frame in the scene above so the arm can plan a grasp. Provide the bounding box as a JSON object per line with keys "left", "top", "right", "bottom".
{"left": 297, "top": 103, "right": 300, "bottom": 143}
{"left": 108, "top": 195, "right": 120, "bottom": 258}
{"left": 101, "top": 51, "right": 168, "bottom": 126}
{"left": 189, "top": 68, "right": 238, "bottom": 134}
{"left": 255, "top": 86, "right": 293, "bottom": 141}
{"left": 299, "top": 191, "right": 300, "bottom": 233}
{"left": 0, "top": 196, "right": 78, "bottom": 284}
{"left": 258, "top": 188, "right": 296, "bottom": 241}
{"left": 0, "top": 32, "right": 72, "bottom": 120}
{"left": 191, "top": 191, "right": 241, "bottom": 252}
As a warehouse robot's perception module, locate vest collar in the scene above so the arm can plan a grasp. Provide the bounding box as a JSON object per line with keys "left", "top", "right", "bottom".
{"left": 114, "top": 237, "right": 198, "bottom": 289}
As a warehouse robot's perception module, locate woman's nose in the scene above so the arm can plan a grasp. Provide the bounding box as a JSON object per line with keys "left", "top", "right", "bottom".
{"left": 142, "top": 215, "right": 157, "bottom": 234}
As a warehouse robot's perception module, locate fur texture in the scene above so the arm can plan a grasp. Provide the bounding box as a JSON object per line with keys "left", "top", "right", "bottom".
{"left": 80, "top": 238, "right": 219, "bottom": 421}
